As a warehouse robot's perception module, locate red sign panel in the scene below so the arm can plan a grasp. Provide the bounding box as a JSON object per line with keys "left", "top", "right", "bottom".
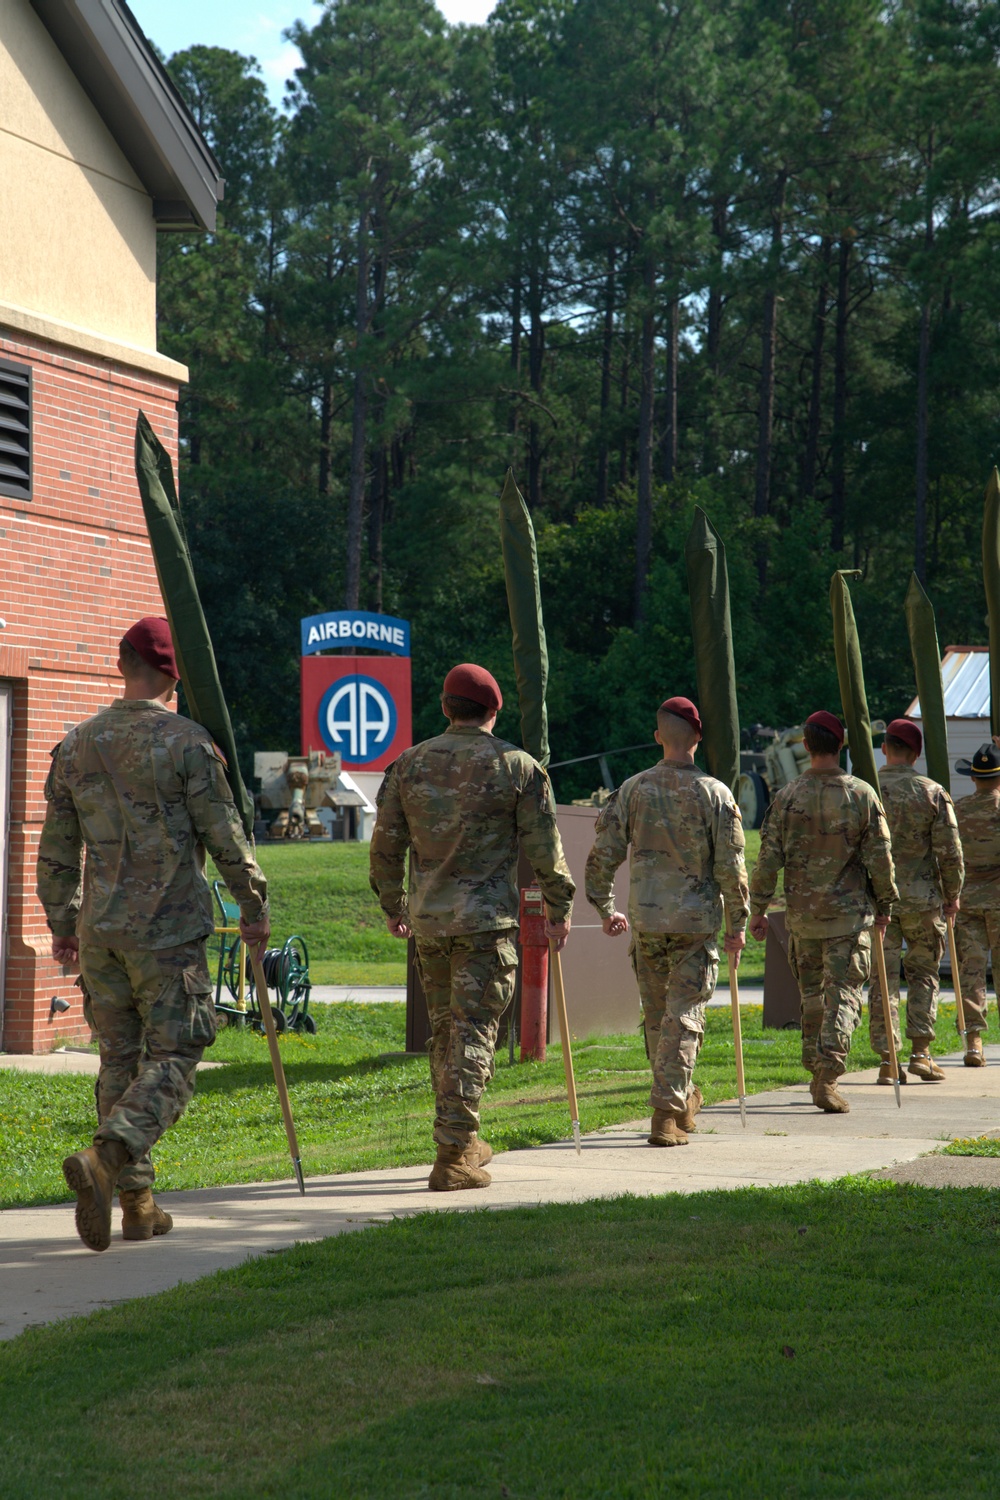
{"left": 301, "top": 655, "right": 412, "bottom": 773}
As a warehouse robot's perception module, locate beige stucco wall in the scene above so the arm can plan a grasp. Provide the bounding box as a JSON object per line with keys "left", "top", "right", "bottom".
{"left": 0, "top": 0, "right": 158, "bottom": 354}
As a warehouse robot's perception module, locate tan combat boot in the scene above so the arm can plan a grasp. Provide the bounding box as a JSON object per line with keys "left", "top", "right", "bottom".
{"left": 648, "top": 1109, "right": 688, "bottom": 1147}
{"left": 119, "top": 1188, "right": 174, "bottom": 1241}
{"left": 964, "top": 1033, "right": 986, "bottom": 1068}
{"left": 463, "top": 1135, "right": 493, "bottom": 1170}
{"left": 813, "top": 1078, "right": 851, "bottom": 1113}
{"left": 428, "top": 1143, "right": 492, "bottom": 1191}
{"left": 877, "top": 1056, "right": 907, "bottom": 1087}
{"left": 62, "top": 1139, "right": 130, "bottom": 1252}
{"left": 908, "top": 1045, "right": 945, "bottom": 1082}
{"left": 673, "top": 1086, "right": 703, "bottom": 1134}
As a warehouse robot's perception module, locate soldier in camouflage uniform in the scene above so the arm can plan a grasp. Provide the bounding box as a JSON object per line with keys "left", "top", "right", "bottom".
{"left": 36, "top": 618, "right": 268, "bottom": 1252}
{"left": 369, "top": 663, "right": 575, "bottom": 1191}
{"left": 868, "top": 718, "right": 963, "bottom": 1083}
{"left": 585, "top": 696, "right": 749, "bottom": 1147}
{"left": 953, "top": 741, "right": 1000, "bottom": 1066}
{"left": 749, "top": 711, "right": 897, "bottom": 1113}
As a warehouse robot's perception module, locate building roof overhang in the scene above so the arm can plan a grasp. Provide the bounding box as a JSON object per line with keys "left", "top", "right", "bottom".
{"left": 30, "top": 0, "right": 224, "bottom": 231}
{"left": 907, "top": 646, "right": 991, "bottom": 721}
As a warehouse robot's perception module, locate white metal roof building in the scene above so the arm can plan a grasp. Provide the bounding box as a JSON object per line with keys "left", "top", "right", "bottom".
{"left": 906, "top": 647, "right": 994, "bottom": 781}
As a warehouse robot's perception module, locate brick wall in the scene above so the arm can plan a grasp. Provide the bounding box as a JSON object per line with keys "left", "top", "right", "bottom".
{"left": 0, "top": 328, "right": 179, "bottom": 1052}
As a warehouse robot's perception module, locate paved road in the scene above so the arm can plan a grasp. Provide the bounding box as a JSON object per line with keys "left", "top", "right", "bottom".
{"left": 307, "top": 983, "right": 932, "bottom": 1010}
{"left": 2, "top": 1046, "right": 998, "bottom": 1341}
{"left": 308, "top": 983, "right": 772, "bottom": 1007}
{"left": 311, "top": 985, "right": 405, "bottom": 1004}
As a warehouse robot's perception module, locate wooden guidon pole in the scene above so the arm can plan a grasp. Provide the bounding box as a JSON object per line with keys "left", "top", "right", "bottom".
{"left": 237, "top": 939, "right": 247, "bottom": 1014}
{"left": 946, "top": 913, "right": 967, "bottom": 1042}
{"left": 873, "top": 927, "right": 902, "bottom": 1109}
{"left": 726, "top": 907, "right": 747, "bottom": 1129}
{"left": 249, "top": 947, "right": 306, "bottom": 1192}
{"left": 549, "top": 943, "right": 581, "bottom": 1154}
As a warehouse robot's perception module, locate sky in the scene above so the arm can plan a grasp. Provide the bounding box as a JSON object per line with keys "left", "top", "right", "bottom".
{"left": 130, "top": 0, "right": 496, "bottom": 106}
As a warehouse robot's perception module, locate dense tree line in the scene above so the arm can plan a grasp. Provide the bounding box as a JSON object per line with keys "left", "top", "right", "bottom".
{"left": 156, "top": 0, "right": 1000, "bottom": 797}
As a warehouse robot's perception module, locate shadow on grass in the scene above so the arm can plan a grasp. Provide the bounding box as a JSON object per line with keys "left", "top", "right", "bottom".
{"left": 3, "top": 1181, "right": 1000, "bottom": 1499}
{"left": 192, "top": 1051, "right": 427, "bottom": 1096}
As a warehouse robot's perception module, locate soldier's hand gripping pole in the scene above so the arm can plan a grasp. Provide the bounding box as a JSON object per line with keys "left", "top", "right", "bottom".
{"left": 725, "top": 904, "right": 747, "bottom": 1129}
{"left": 549, "top": 943, "right": 581, "bottom": 1154}
{"left": 946, "top": 913, "right": 967, "bottom": 1042}
{"left": 249, "top": 947, "right": 306, "bottom": 1193}
{"left": 873, "top": 927, "right": 902, "bottom": 1109}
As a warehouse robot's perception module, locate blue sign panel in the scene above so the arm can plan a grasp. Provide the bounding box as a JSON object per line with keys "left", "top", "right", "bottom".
{"left": 316, "top": 674, "right": 399, "bottom": 765}
{"left": 301, "top": 610, "right": 410, "bottom": 657}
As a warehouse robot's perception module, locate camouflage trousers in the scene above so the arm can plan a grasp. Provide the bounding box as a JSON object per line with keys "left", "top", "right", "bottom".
{"left": 787, "top": 929, "right": 870, "bottom": 1080}
{"left": 954, "top": 908, "right": 1000, "bottom": 1036}
{"left": 631, "top": 931, "right": 717, "bottom": 1114}
{"left": 867, "top": 910, "right": 946, "bottom": 1053}
{"left": 79, "top": 939, "right": 217, "bottom": 1190}
{"left": 418, "top": 930, "right": 518, "bottom": 1148}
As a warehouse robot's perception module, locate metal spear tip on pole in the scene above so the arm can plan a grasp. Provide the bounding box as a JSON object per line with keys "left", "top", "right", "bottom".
{"left": 738, "top": 1095, "right": 747, "bottom": 1130}
{"left": 572, "top": 1120, "right": 581, "bottom": 1156}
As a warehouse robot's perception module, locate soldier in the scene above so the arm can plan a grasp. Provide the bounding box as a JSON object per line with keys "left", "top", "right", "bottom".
{"left": 369, "top": 663, "right": 575, "bottom": 1192}
{"left": 36, "top": 618, "right": 269, "bottom": 1252}
{"left": 749, "top": 710, "right": 898, "bottom": 1113}
{"left": 953, "top": 741, "right": 1000, "bottom": 1066}
{"left": 868, "top": 718, "right": 963, "bottom": 1084}
{"left": 584, "top": 696, "right": 749, "bottom": 1147}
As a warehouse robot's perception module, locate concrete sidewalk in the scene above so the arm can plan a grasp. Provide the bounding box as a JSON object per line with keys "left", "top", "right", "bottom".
{"left": 2, "top": 1046, "right": 998, "bottom": 1342}
{"left": 0, "top": 1050, "right": 223, "bottom": 1075}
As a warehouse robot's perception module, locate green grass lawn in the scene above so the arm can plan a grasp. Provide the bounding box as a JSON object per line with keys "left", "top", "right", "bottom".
{"left": 3, "top": 1178, "right": 999, "bottom": 1498}
{"left": 217, "top": 830, "right": 768, "bottom": 986}
{"left": 214, "top": 842, "right": 408, "bottom": 985}
{"left": 3, "top": 998, "right": 988, "bottom": 1210}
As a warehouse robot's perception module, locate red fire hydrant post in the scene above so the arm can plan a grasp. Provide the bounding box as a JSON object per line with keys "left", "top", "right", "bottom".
{"left": 518, "top": 884, "right": 548, "bottom": 1062}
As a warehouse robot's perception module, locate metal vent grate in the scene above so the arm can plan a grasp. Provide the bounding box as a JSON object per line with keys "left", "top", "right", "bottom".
{"left": 0, "top": 359, "right": 31, "bottom": 502}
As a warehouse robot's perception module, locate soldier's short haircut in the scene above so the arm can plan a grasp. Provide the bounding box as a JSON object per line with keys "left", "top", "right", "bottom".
{"left": 118, "top": 637, "right": 148, "bottom": 676}
{"left": 656, "top": 708, "right": 699, "bottom": 748}
{"left": 442, "top": 693, "right": 493, "bottom": 725}
{"left": 884, "top": 733, "right": 919, "bottom": 759}
{"left": 804, "top": 722, "right": 842, "bottom": 756}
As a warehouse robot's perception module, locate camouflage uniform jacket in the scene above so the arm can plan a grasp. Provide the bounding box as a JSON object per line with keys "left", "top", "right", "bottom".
{"left": 879, "top": 765, "right": 963, "bottom": 913}
{"left": 750, "top": 769, "right": 897, "bottom": 937}
{"left": 954, "top": 787, "right": 1000, "bottom": 910}
{"left": 584, "top": 760, "right": 750, "bottom": 935}
{"left": 36, "top": 698, "right": 267, "bottom": 950}
{"left": 369, "top": 725, "right": 575, "bottom": 938}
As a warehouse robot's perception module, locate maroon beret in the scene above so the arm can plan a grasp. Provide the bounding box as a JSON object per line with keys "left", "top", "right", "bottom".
{"left": 806, "top": 710, "right": 845, "bottom": 746}
{"left": 659, "top": 696, "right": 702, "bottom": 734}
{"left": 122, "top": 617, "right": 179, "bottom": 679}
{"left": 443, "top": 663, "right": 502, "bottom": 712}
{"left": 886, "top": 717, "right": 922, "bottom": 754}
